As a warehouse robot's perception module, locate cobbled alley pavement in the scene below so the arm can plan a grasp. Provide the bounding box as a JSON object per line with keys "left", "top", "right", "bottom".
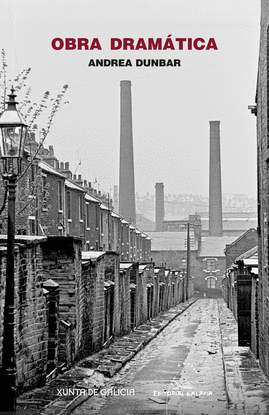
{"left": 70, "top": 298, "right": 269, "bottom": 415}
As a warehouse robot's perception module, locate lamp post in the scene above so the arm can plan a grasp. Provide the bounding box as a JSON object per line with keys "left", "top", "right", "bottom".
{"left": 0, "top": 87, "right": 28, "bottom": 412}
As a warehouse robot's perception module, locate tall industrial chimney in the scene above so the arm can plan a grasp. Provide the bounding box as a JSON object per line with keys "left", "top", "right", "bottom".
{"left": 119, "top": 80, "right": 136, "bottom": 224}
{"left": 209, "top": 121, "right": 223, "bottom": 236}
{"left": 155, "top": 182, "right": 164, "bottom": 231}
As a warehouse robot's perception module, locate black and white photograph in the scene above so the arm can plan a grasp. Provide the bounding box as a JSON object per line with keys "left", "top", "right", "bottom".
{"left": 0, "top": 1, "right": 268, "bottom": 414}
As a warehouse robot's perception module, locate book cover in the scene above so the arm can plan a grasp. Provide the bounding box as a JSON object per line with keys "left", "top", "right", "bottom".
{"left": 0, "top": 2, "right": 264, "bottom": 415}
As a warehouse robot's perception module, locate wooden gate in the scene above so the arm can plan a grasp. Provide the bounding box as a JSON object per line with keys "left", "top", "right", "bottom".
{"left": 237, "top": 274, "right": 252, "bottom": 347}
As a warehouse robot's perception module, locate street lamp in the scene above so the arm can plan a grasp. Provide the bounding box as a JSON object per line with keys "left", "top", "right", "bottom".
{"left": 0, "top": 87, "right": 28, "bottom": 412}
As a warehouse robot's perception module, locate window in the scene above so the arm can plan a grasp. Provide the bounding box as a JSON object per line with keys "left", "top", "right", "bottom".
{"left": 67, "top": 191, "right": 71, "bottom": 220}
{"left": 100, "top": 212, "right": 104, "bottom": 234}
{"left": 111, "top": 218, "right": 114, "bottom": 241}
{"left": 29, "top": 218, "right": 36, "bottom": 235}
{"left": 95, "top": 205, "right": 99, "bottom": 229}
{"left": 58, "top": 181, "right": 63, "bottom": 211}
{"left": 207, "top": 277, "right": 216, "bottom": 289}
{"left": 206, "top": 259, "right": 216, "bottom": 271}
{"left": 42, "top": 175, "right": 47, "bottom": 209}
{"left": 29, "top": 164, "right": 36, "bottom": 195}
{"left": 86, "top": 203, "right": 90, "bottom": 228}
{"left": 79, "top": 194, "right": 83, "bottom": 221}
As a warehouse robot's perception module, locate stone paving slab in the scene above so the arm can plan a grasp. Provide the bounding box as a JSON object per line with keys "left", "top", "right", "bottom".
{"left": 16, "top": 298, "right": 197, "bottom": 415}
{"left": 218, "top": 298, "right": 269, "bottom": 415}
{"left": 66, "top": 298, "right": 269, "bottom": 415}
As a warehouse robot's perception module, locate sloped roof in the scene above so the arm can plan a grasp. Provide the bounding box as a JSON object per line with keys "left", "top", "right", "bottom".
{"left": 85, "top": 193, "right": 100, "bottom": 203}
{"left": 136, "top": 213, "right": 155, "bottom": 232}
{"left": 120, "top": 263, "right": 133, "bottom": 271}
{"left": 147, "top": 232, "right": 198, "bottom": 251}
{"left": 82, "top": 251, "right": 105, "bottom": 262}
{"left": 111, "top": 211, "right": 122, "bottom": 219}
{"left": 201, "top": 218, "right": 257, "bottom": 231}
{"left": 40, "top": 161, "right": 66, "bottom": 178}
{"left": 235, "top": 245, "right": 258, "bottom": 261}
{"left": 65, "top": 179, "right": 85, "bottom": 192}
{"left": 100, "top": 203, "right": 109, "bottom": 211}
{"left": 224, "top": 228, "right": 257, "bottom": 253}
{"left": 198, "top": 236, "right": 237, "bottom": 257}
{"left": 232, "top": 246, "right": 258, "bottom": 273}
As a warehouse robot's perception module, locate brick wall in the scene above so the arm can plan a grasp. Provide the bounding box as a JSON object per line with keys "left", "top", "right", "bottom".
{"left": 84, "top": 198, "right": 100, "bottom": 250}
{"left": 223, "top": 266, "right": 258, "bottom": 356}
{"left": 42, "top": 236, "right": 83, "bottom": 362}
{"left": 81, "top": 252, "right": 120, "bottom": 354}
{"left": 225, "top": 229, "right": 257, "bottom": 269}
{"left": 65, "top": 187, "right": 86, "bottom": 240}
{"left": 119, "top": 267, "right": 131, "bottom": 334}
{"left": 40, "top": 168, "right": 66, "bottom": 236}
{"left": 135, "top": 265, "right": 148, "bottom": 327}
{"left": 197, "top": 256, "right": 226, "bottom": 295}
{"left": 0, "top": 233, "right": 194, "bottom": 395}
{"left": 82, "top": 255, "right": 106, "bottom": 354}
{"left": 0, "top": 236, "right": 48, "bottom": 393}
{"left": 144, "top": 263, "right": 155, "bottom": 319}
{"left": 0, "top": 159, "right": 40, "bottom": 235}
{"left": 103, "top": 252, "right": 120, "bottom": 340}
{"left": 251, "top": 275, "right": 259, "bottom": 358}
{"left": 256, "top": 0, "right": 269, "bottom": 377}
{"left": 90, "top": 258, "right": 105, "bottom": 350}
{"left": 151, "top": 250, "right": 205, "bottom": 293}
{"left": 43, "top": 279, "right": 60, "bottom": 374}
{"left": 153, "top": 268, "right": 161, "bottom": 316}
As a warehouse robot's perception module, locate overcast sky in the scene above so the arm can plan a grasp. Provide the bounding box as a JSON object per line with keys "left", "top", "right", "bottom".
{"left": 0, "top": 0, "right": 260, "bottom": 198}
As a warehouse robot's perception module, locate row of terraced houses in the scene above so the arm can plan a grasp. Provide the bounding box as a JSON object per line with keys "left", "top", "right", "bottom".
{"left": 0, "top": 137, "right": 193, "bottom": 394}
{"left": 222, "top": 1, "right": 269, "bottom": 382}
{"left": 7, "top": 138, "right": 151, "bottom": 262}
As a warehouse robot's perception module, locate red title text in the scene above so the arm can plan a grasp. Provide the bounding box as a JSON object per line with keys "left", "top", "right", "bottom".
{"left": 51, "top": 36, "right": 218, "bottom": 51}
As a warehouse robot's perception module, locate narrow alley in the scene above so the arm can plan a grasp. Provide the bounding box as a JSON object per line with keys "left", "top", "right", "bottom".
{"left": 71, "top": 299, "right": 269, "bottom": 415}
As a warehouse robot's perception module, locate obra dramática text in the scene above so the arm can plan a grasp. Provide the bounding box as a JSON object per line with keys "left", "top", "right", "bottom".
{"left": 51, "top": 36, "right": 218, "bottom": 51}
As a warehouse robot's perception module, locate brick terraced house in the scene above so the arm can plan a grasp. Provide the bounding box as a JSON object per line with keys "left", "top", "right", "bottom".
{"left": 247, "top": 0, "right": 269, "bottom": 379}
